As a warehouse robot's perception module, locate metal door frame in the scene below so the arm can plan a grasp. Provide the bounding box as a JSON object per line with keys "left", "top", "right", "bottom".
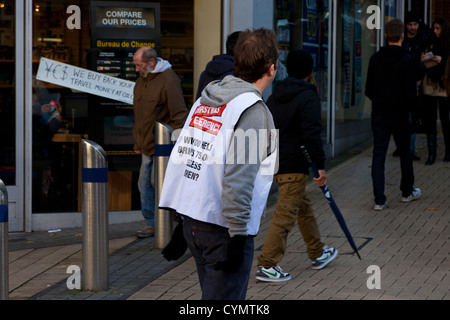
{"left": 6, "top": 0, "right": 26, "bottom": 232}
{"left": 24, "top": 0, "right": 33, "bottom": 232}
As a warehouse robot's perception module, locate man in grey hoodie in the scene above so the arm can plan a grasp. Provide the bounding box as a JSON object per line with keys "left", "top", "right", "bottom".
{"left": 159, "top": 28, "right": 279, "bottom": 300}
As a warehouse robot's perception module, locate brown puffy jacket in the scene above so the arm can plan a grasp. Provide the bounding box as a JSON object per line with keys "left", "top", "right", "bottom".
{"left": 133, "top": 67, "right": 188, "bottom": 156}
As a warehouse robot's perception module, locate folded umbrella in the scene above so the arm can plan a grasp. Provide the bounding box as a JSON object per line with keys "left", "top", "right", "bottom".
{"left": 300, "top": 146, "right": 361, "bottom": 260}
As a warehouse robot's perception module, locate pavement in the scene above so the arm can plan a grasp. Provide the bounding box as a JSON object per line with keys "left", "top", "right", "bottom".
{"left": 4, "top": 133, "right": 449, "bottom": 303}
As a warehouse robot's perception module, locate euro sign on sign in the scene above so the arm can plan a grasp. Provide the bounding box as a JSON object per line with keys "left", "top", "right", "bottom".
{"left": 36, "top": 57, "right": 135, "bottom": 105}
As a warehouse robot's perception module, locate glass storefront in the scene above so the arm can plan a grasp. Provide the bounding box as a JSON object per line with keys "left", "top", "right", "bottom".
{"left": 274, "top": 0, "right": 379, "bottom": 155}
{"left": 29, "top": 0, "right": 194, "bottom": 214}
{"left": 335, "top": 0, "right": 377, "bottom": 125}
{"left": 275, "top": 0, "right": 330, "bottom": 144}
{"left": 6, "top": 0, "right": 425, "bottom": 230}
{"left": 0, "top": 1, "right": 15, "bottom": 186}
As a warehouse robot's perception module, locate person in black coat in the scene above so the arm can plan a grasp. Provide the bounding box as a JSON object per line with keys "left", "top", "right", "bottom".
{"left": 195, "top": 31, "right": 241, "bottom": 100}
{"left": 421, "top": 18, "right": 450, "bottom": 163}
{"left": 393, "top": 11, "right": 429, "bottom": 160}
{"left": 256, "top": 49, "right": 337, "bottom": 283}
{"left": 365, "top": 19, "right": 421, "bottom": 211}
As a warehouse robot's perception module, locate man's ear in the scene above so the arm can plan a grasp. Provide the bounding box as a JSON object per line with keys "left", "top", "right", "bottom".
{"left": 268, "top": 63, "right": 276, "bottom": 77}
{"left": 149, "top": 58, "right": 157, "bottom": 69}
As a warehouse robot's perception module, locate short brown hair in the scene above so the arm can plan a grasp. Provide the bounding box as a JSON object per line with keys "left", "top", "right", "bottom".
{"left": 233, "top": 28, "right": 279, "bottom": 83}
{"left": 385, "top": 19, "right": 404, "bottom": 42}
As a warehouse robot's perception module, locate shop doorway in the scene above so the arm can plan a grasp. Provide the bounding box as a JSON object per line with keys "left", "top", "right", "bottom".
{"left": 21, "top": 0, "right": 193, "bottom": 231}
{"left": 0, "top": 0, "right": 25, "bottom": 232}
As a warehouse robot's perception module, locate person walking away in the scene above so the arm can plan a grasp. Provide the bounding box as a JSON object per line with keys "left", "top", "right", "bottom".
{"left": 132, "top": 47, "right": 188, "bottom": 238}
{"left": 255, "top": 49, "right": 337, "bottom": 283}
{"left": 195, "top": 31, "right": 241, "bottom": 100}
{"left": 365, "top": 19, "right": 421, "bottom": 211}
{"left": 421, "top": 18, "right": 450, "bottom": 164}
{"left": 159, "top": 28, "right": 279, "bottom": 300}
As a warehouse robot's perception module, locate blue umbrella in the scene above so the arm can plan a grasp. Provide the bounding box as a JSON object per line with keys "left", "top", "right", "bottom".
{"left": 300, "top": 146, "right": 361, "bottom": 260}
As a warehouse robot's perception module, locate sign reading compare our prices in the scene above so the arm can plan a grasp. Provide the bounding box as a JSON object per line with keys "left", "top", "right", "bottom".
{"left": 94, "top": 6, "right": 156, "bottom": 28}
{"left": 36, "top": 57, "right": 135, "bottom": 105}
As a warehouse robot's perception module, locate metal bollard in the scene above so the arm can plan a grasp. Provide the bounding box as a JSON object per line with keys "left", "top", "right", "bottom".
{"left": 0, "top": 180, "right": 8, "bottom": 300}
{"left": 81, "top": 139, "right": 109, "bottom": 291}
{"left": 154, "top": 122, "right": 175, "bottom": 249}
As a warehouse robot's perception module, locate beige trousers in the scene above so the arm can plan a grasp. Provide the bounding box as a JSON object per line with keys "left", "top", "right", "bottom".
{"left": 257, "top": 173, "right": 324, "bottom": 268}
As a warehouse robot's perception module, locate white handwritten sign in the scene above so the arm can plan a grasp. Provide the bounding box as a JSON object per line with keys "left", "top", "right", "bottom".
{"left": 36, "top": 57, "right": 135, "bottom": 105}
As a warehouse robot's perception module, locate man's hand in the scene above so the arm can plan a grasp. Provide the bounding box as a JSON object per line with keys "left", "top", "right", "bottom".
{"left": 162, "top": 221, "right": 188, "bottom": 261}
{"left": 313, "top": 169, "right": 327, "bottom": 187}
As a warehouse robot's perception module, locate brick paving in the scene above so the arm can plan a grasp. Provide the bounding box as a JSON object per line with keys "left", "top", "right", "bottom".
{"left": 4, "top": 133, "right": 449, "bottom": 301}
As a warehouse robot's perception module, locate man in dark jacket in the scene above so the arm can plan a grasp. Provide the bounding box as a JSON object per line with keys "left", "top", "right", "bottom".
{"left": 195, "top": 31, "right": 241, "bottom": 99}
{"left": 365, "top": 19, "right": 421, "bottom": 211}
{"left": 394, "top": 11, "right": 429, "bottom": 160}
{"left": 256, "top": 49, "right": 337, "bottom": 282}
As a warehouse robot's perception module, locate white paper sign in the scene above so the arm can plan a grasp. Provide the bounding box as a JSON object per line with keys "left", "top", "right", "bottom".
{"left": 36, "top": 57, "right": 135, "bottom": 105}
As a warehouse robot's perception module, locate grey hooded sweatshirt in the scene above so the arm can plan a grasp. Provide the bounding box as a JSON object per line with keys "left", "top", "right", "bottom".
{"left": 201, "top": 75, "right": 273, "bottom": 237}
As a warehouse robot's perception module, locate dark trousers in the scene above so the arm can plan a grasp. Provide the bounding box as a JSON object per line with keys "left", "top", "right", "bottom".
{"left": 371, "top": 115, "right": 415, "bottom": 204}
{"left": 423, "top": 95, "right": 450, "bottom": 151}
{"left": 182, "top": 216, "right": 254, "bottom": 300}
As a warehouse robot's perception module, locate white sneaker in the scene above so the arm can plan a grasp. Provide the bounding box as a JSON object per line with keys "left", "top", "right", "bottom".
{"left": 256, "top": 265, "right": 291, "bottom": 282}
{"left": 374, "top": 202, "right": 389, "bottom": 211}
{"left": 401, "top": 188, "right": 421, "bottom": 202}
{"left": 311, "top": 246, "right": 338, "bottom": 270}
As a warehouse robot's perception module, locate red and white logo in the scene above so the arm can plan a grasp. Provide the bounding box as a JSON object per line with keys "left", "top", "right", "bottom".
{"left": 193, "top": 104, "right": 227, "bottom": 117}
{"left": 189, "top": 115, "right": 222, "bottom": 135}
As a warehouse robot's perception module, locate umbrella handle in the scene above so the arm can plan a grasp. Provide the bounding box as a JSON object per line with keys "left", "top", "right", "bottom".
{"left": 300, "top": 145, "right": 320, "bottom": 178}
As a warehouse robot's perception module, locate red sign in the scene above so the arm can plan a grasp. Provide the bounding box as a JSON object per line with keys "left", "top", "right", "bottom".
{"left": 193, "top": 104, "right": 227, "bottom": 117}
{"left": 189, "top": 115, "right": 222, "bottom": 135}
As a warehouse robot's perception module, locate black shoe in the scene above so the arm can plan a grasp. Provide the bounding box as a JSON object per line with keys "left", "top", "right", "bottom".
{"left": 444, "top": 152, "right": 450, "bottom": 162}
{"left": 425, "top": 154, "right": 436, "bottom": 165}
{"left": 425, "top": 133, "right": 437, "bottom": 165}
{"left": 411, "top": 152, "right": 421, "bottom": 161}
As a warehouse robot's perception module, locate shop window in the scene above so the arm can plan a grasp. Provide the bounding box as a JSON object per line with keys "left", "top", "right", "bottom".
{"left": 275, "top": 0, "right": 330, "bottom": 142}
{"left": 32, "top": 0, "right": 87, "bottom": 213}
{"left": 0, "top": 0, "right": 15, "bottom": 186}
{"left": 335, "top": 0, "right": 377, "bottom": 124}
{"left": 31, "top": 0, "right": 193, "bottom": 213}
{"left": 160, "top": 1, "right": 194, "bottom": 107}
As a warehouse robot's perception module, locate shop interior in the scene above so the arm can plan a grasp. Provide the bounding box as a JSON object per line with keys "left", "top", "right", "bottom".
{"left": 0, "top": 0, "right": 194, "bottom": 214}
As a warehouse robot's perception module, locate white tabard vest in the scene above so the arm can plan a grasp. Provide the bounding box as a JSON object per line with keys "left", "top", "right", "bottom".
{"left": 159, "top": 92, "right": 277, "bottom": 236}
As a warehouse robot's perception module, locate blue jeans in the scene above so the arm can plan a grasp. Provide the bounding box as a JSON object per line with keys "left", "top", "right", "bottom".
{"left": 138, "top": 154, "right": 155, "bottom": 227}
{"left": 182, "top": 216, "right": 254, "bottom": 300}
{"left": 371, "top": 115, "right": 414, "bottom": 205}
